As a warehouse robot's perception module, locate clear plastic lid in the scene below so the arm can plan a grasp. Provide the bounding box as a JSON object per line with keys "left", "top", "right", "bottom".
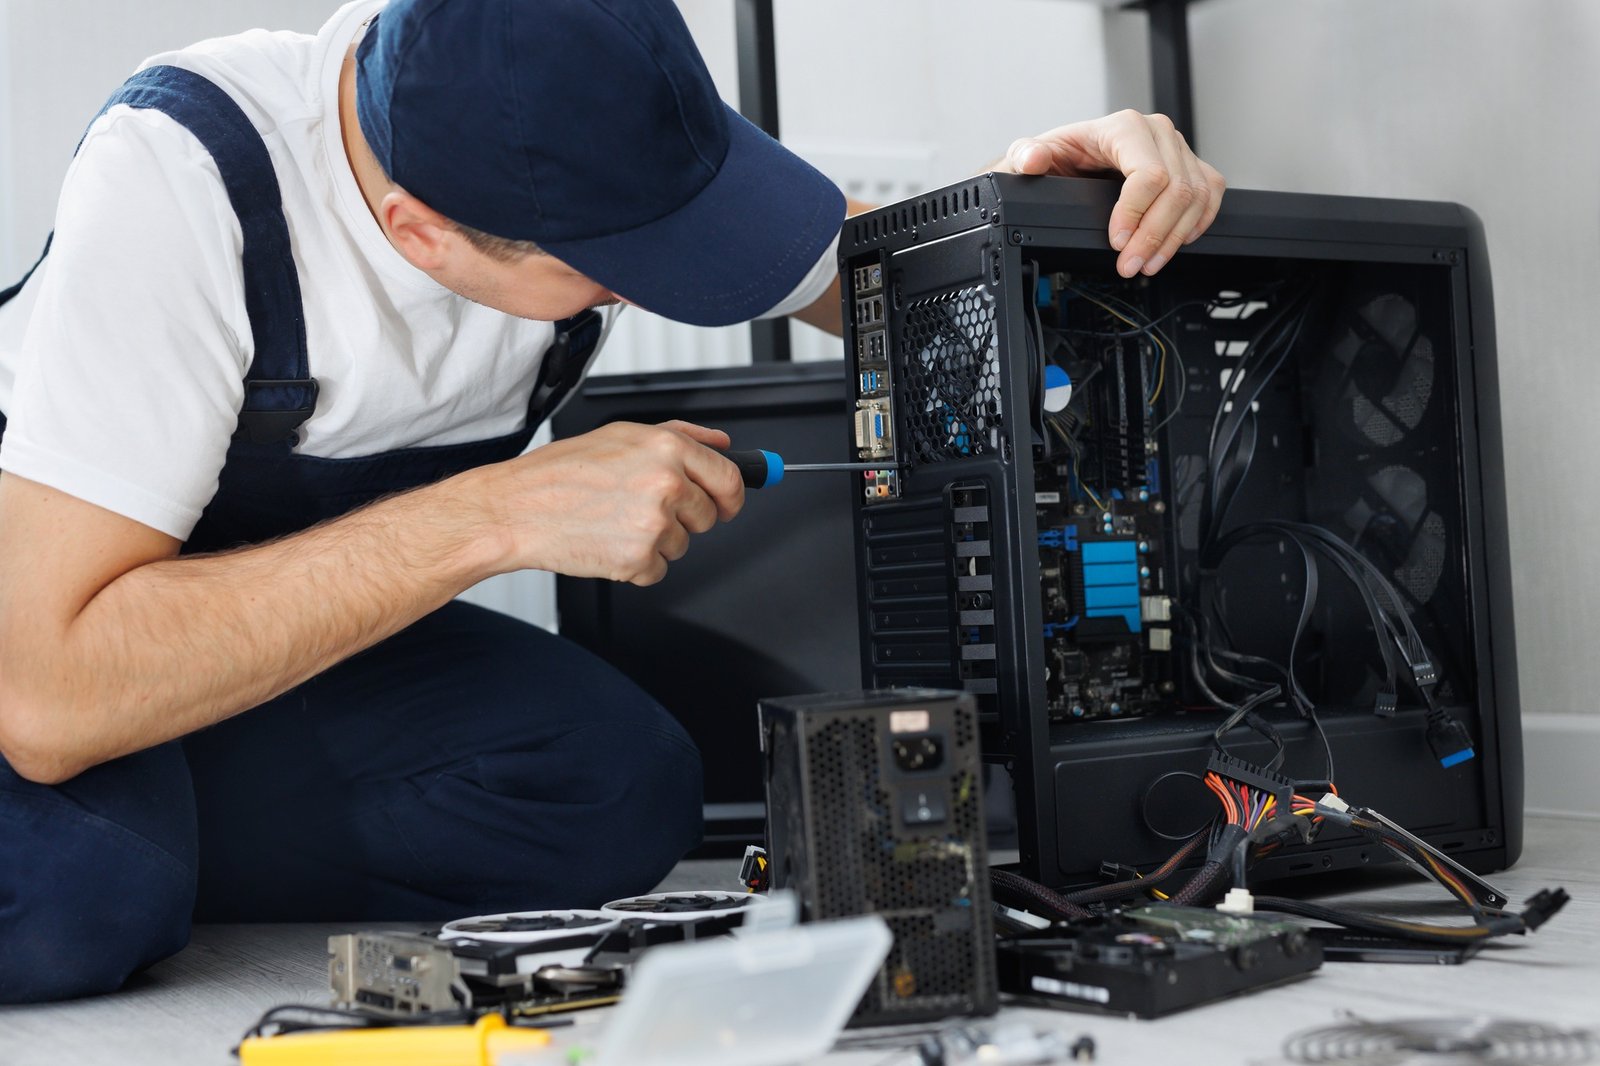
{"left": 586, "top": 914, "right": 892, "bottom": 1066}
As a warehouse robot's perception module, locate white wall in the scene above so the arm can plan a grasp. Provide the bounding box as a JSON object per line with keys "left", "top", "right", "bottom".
{"left": 0, "top": 0, "right": 338, "bottom": 277}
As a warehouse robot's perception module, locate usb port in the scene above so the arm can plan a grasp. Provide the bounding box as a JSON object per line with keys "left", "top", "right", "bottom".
{"left": 856, "top": 330, "right": 886, "bottom": 365}
{"left": 859, "top": 370, "right": 880, "bottom": 395}
{"left": 852, "top": 263, "right": 883, "bottom": 295}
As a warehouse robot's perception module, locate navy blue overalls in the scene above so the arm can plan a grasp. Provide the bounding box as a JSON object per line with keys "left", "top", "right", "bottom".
{"left": 0, "top": 67, "right": 701, "bottom": 1003}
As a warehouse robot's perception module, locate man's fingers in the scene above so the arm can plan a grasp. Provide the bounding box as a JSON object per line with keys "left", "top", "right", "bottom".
{"left": 991, "top": 111, "right": 1226, "bottom": 271}
{"left": 1154, "top": 133, "right": 1215, "bottom": 263}
{"left": 1185, "top": 160, "right": 1227, "bottom": 244}
{"left": 674, "top": 480, "right": 721, "bottom": 536}
{"left": 1108, "top": 163, "right": 1171, "bottom": 266}
{"left": 1007, "top": 138, "right": 1053, "bottom": 175}
{"left": 1144, "top": 164, "right": 1211, "bottom": 276}
{"left": 660, "top": 419, "right": 730, "bottom": 450}
{"left": 630, "top": 555, "right": 670, "bottom": 587}
{"left": 1116, "top": 117, "right": 1207, "bottom": 278}
{"left": 656, "top": 521, "right": 691, "bottom": 565}
{"left": 1095, "top": 112, "right": 1170, "bottom": 269}
{"left": 652, "top": 419, "right": 744, "bottom": 521}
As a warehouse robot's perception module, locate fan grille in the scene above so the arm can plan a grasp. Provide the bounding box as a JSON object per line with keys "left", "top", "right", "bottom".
{"left": 899, "top": 286, "right": 1003, "bottom": 464}
{"left": 1332, "top": 292, "right": 1437, "bottom": 448}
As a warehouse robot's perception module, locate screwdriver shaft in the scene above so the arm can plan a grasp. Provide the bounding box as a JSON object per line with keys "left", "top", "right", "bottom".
{"left": 783, "top": 462, "right": 897, "bottom": 472}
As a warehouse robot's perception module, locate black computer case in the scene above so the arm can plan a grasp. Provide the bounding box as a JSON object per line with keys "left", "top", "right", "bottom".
{"left": 841, "top": 174, "right": 1521, "bottom": 889}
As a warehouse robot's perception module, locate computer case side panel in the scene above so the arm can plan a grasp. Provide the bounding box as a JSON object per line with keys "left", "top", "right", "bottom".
{"left": 1455, "top": 205, "right": 1523, "bottom": 865}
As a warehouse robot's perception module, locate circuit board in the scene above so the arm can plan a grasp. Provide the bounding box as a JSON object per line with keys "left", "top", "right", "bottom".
{"left": 1035, "top": 498, "right": 1172, "bottom": 721}
{"left": 1033, "top": 274, "right": 1175, "bottom": 721}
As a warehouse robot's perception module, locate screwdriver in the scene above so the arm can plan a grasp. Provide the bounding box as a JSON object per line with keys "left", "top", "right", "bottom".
{"left": 718, "top": 449, "right": 896, "bottom": 489}
{"left": 238, "top": 1013, "right": 551, "bottom": 1065}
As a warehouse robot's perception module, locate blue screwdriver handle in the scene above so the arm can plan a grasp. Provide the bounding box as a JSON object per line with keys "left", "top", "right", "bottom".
{"left": 719, "top": 449, "right": 785, "bottom": 489}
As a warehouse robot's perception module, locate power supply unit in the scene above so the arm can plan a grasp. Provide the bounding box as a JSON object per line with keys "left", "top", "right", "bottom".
{"left": 759, "top": 689, "right": 998, "bottom": 1026}
{"left": 839, "top": 174, "right": 1519, "bottom": 891}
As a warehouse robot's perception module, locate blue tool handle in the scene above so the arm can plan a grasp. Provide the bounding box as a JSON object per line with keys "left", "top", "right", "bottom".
{"left": 720, "top": 449, "right": 785, "bottom": 489}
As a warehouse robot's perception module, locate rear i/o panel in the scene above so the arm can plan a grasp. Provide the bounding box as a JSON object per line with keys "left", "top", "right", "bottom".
{"left": 847, "top": 251, "right": 900, "bottom": 502}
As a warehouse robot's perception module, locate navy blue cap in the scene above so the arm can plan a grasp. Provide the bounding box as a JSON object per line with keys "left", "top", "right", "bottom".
{"left": 355, "top": 0, "right": 844, "bottom": 327}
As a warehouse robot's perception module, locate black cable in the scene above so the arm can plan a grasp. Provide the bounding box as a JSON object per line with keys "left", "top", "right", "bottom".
{"left": 1202, "top": 291, "right": 1314, "bottom": 547}
{"left": 1067, "top": 832, "right": 1208, "bottom": 904}
{"left": 1252, "top": 896, "right": 1525, "bottom": 945}
{"left": 1057, "top": 281, "right": 1191, "bottom": 433}
{"left": 1170, "top": 822, "right": 1246, "bottom": 906}
{"left": 990, "top": 869, "right": 1095, "bottom": 922}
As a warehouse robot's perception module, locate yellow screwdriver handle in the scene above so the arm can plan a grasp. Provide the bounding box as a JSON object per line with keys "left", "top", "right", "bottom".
{"left": 238, "top": 1013, "right": 551, "bottom": 1066}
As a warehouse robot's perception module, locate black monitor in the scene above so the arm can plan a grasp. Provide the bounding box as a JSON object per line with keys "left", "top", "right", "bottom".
{"left": 552, "top": 360, "right": 860, "bottom": 850}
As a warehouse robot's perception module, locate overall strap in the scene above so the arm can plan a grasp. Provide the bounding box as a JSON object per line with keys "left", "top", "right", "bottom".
{"left": 99, "top": 66, "right": 317, "bottom": 445}
{"left": 15, "top": 65, "right": 317, "bottom": 446}
{"left": 526, "top": 307, "right": 605, "bottom": 431}
{"left": 0, "top": 234, "right": 51, "bottom": 309}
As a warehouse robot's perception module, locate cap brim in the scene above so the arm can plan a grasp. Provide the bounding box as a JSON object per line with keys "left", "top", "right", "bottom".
{"left": 539, "top": 106, "right": 845, "bottom": 328}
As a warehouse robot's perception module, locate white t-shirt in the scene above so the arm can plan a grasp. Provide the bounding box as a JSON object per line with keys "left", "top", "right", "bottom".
{"left": 0, "top": 0, "right": 837, "bottom": 541}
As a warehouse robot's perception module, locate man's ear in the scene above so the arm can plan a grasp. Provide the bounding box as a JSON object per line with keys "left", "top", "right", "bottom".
{"left": 380, "top": 189, "right": 456, "bottom": 270}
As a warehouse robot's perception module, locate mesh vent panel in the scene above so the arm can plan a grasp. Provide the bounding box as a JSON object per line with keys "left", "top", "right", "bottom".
{"left": 878, "top": 915, "right": 979, "bottom": 1008}
{"left": 810, "top": 719, "right": 879, "bottom": 919}
{"left": 803, "top": 703, "right": 993, "bottom": 1021}
{"left": 900, "top": 287, "right": 1003, "bottom": 464}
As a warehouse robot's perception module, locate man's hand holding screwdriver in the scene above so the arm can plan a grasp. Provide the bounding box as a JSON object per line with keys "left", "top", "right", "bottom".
{"left": 464, "top": 420, "right": 745, "bottom": 587}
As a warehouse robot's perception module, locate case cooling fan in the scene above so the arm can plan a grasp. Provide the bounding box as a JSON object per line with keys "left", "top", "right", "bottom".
{"left": 1322, "top": 291, "right": 1447, "bottom": 609}
{"left": 438, "top": 909, "right": 618, "bottom": 944}
{"left": 600, "top": 890, "right": 766, "bottom": 922}
{"left": 1282, "top": 1015, "right": 1599, "bottom": 1065}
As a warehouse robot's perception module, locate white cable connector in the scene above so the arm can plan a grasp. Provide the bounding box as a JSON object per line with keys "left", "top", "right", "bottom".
{"left": 1315, "top": 793, "right": 1351, "bottom": 816}
{"left": 1216, "top": 887, "right": 1255, "bottom": 915}
{"left": 992, "top": 901, "right": 1052, "bottom": 931}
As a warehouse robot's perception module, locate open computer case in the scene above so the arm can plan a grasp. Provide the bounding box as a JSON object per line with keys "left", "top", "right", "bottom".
{"left": 840, "top": 174, "right": 1521, "bottom": 889}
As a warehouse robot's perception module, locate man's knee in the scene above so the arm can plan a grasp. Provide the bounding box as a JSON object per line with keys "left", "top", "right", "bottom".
{"left": 583, "top": 714, "right": 704, "bottom": 879}
{"left": 0, "top": 762, "right": 196, "bottom": 1003}
{"left": 398, "top": 711, "right": 704, "bottom": 912}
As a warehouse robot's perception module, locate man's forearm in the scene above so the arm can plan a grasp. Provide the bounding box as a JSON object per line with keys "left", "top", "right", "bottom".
{"left": 10, "top": 470, "right": 501, "bottom": 782}
{"left": 0, "top": 419, "right": 744, "bottom": 784}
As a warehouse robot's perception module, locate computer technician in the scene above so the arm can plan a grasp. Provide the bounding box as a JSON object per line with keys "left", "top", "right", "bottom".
{"left": 0, "top": 0, "right": 1224, "bottom": 1002}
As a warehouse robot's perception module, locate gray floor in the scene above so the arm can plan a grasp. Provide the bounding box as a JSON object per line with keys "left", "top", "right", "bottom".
{"left": 2, "top": 815, "right": 1596, "bottom": 1066}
